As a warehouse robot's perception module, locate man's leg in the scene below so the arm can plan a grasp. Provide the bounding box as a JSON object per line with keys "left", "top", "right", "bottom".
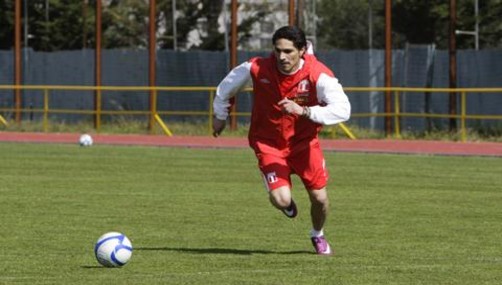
{"left": 269, "top": 185, "right": 291, "bottom": 209}
{"left": 255, "top": 150, "right": 297, "bottom": 218}
{"left": 307, "top": 187, "right": 329, "bottom": 231}
{"left": 307, "top": 187, "right": 332, "bottom": 255}
{"left": 269, "top": 185, "right": 297, "bottom": 218}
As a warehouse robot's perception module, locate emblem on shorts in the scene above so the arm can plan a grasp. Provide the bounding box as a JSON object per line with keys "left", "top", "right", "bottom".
{"left": 266, "top": 172, "right": 278, "bottom": 183}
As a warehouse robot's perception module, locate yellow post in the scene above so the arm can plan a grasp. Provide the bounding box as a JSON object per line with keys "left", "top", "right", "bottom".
{"left": 209, "top": 90, "right": 215, "bottom": 136}
{"left": 43, "top": 89, "right": 49, "bottom": 132}
{"left": 95, "top": 88, "right": 102, "bottom": 132}
{"left": 461, "top": 91, "right": 466, "bottom": 142}
{"left": 154, "top": 114, "right": 173, "bottom": 136}
{"left": 330, "top": 126, "right": 336, "bottom": 139}
{"left": 0, "top": 114, "right": 8, "bottom": 127}
{"left": 149, "top": 89, "right": 157, "bottom": 134}
{"left": 338, "top": 123, "right": 357, "bottom": 140}
{"left": 394, "top": 91, "right": 401, "bottom": 139}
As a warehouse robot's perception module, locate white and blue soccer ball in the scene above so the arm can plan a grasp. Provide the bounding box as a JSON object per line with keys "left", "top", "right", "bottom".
{"left": 79, "top": 134, "right": 93, "bottom": 147}
{"left": 94, "top": 232, "right": 133, "bottom": 267}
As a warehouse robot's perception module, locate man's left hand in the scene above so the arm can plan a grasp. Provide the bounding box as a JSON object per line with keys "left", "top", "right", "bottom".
{"left": 278, "top": 98, "right": 303, "bottom": 116}
{"left": 212, "top": 118, "right": 227, "bottom": 137}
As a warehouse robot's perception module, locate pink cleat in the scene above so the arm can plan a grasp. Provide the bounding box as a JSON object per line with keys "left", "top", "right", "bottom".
{"left": 311, "top": 236, "right": 333, "bottom": 255}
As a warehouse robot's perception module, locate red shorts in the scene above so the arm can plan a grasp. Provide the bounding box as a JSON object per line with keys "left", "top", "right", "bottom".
{"left": 253, "top": 141, "right": 328, "bottom": 191}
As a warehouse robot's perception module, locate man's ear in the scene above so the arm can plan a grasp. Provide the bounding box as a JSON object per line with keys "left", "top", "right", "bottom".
{"left": 299, "top": 47, "right": 306, "bottom": 57}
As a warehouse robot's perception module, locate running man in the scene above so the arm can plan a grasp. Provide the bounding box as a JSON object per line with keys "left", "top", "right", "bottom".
{"left": 212, "top": 26, "right": 351, "bottom": 255}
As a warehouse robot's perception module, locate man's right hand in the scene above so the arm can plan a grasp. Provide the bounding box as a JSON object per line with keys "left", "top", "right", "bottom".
{"left": 212, "top": 118, "right": 227, "bottom": 137}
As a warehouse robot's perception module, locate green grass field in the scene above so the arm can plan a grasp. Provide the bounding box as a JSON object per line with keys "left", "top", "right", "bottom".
{"left": 1, "top": 142, "right": 501, "bottom": 284}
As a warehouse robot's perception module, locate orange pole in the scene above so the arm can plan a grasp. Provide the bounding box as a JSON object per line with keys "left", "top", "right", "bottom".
{"left": 94, "top": 0, "right": 102, "bottom": 131}
{"left": 449, "top": 0, "right": 458, "bottom": 131}
{"left": 289, "top": 0, "right": 295, "bottom": 26}
{"left": 230, "top": 0, "right": 237, "bottom": 69}
{"left": 384, "top": 0, "right": 392, "bottom": 136}
{"left": 14, "top": 0, "right": 22, "bottom": 123}
{"left": 229, "top": 0, "right": 238, "bottom": 130}
{"left": 296, "top": 0, "right": 304, "bottom": 27}
{"left": 148, "top": 0, "right": 157, "bottom": 131}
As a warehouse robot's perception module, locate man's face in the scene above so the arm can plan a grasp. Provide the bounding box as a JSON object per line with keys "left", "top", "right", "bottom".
{"left": 273, "top": 38, "right": 305, "bottom": 74}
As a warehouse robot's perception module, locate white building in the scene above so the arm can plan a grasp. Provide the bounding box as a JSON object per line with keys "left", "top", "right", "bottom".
{"left": 184, "top": 0, "right": 316, "bottom": 51}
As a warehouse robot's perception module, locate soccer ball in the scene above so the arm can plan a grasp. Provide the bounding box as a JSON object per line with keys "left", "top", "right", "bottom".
{"left": 94, "top": 232, "right": 133, "bottom": 267}
{"left": 79, "top": 134, "right": 93, "bottom": 147}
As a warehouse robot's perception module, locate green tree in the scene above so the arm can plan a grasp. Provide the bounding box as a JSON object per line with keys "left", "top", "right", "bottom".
{"left": 317, "top": 0, "right": 384, "bottom": 49}
{"left": 465, "top": 0, "right": 502, "bottom": 48}
{"left": 0, "top": 0, "right": 15, "bottom": 50}
{"left": 38, "top": 0, "right": 92, "bottom": 51}
{"left": 0, "top": 0, "right": 94, "bottom": 51}
{"left": 0, "top": 0, "right": 266, "bottom": 51}
{"left": 392, "top": 0, "right": 502, "bottom": 49}
{"left": 316, "top": 0, "right": 502, "bottom": 50}
{"left": 101, "top": 0, "right": 149, "bottom": 48}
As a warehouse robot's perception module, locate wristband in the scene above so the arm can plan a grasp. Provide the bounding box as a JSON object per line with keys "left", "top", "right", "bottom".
{"left": 302, "top": 106, "right": 311, "bottom": 118}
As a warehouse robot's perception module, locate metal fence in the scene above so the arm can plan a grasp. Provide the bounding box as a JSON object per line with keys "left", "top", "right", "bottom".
{"left": 1, "top": 85, "right": 501, "bottom": 142}
{"left": 2, "top": 48, "right": 502, "bottom": 134}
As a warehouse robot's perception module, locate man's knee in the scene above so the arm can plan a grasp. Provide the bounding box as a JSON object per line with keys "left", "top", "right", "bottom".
{"left": 308, "top": 187, "right": 329, "bottom": 206}
{"left": 269, "top": 186, "right": 292, "bottom": 208}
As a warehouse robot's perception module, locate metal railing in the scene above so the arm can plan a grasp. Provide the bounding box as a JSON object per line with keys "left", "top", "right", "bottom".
{"left": 0, "top": 85, "right": 501, "bottom": 141}
{"left": 346, "top": 87, "right": 502, "bottom": 141}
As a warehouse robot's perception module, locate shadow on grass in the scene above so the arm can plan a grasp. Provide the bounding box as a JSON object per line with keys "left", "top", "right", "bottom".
{"left": 135, "top": 247, "right": 311, "bottom": 255}
{"left": 80, "top": 265, "right": 113, "bottom": 269}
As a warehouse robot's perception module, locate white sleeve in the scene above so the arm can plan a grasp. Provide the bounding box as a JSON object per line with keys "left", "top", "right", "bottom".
{"left": 306, "top": 40, "right": 314, "bottom": 55}
{"left": 308, "top": 73, "right": 351, "bottom": 125}
{"left": 213, "top": 61, "right": 252, "bottom": 120}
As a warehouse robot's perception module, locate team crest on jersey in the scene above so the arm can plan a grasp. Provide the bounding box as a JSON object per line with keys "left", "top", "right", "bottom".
{"left": 297, "top": 79, "right": 310, "bottom": 93}
{"left": 290, "top": 79, "right": 311, "bottom": 105}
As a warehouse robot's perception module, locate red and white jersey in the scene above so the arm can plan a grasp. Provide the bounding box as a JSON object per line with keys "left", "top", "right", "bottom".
{"left": 214, "top": 52, "right": 351, "bottom": 151}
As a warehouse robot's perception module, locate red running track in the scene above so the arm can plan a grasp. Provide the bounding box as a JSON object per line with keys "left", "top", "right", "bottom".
{"left": 1, "top": 131, "right": 501, "bottom": 157}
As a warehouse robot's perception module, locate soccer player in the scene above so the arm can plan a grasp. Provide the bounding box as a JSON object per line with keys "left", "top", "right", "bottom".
{"left": 212, "top": 26, "right": 351, "bottom": 255}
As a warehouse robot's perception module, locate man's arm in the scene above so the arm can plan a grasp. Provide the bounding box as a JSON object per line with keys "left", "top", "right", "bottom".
{"left": 212, "top": 61, "right": 252, "bottom": 137}
{"left": 308, "top": 73, "right": 351, "bottom": 125}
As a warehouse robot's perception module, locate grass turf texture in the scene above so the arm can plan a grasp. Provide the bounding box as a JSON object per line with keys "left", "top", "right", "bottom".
{"left": 0, "top": 142, "right": 501, "bottom": 284}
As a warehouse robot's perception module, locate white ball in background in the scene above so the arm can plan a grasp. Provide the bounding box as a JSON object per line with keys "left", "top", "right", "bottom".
{"left": 79, "top": 134, "right": 93, "bottom": 147}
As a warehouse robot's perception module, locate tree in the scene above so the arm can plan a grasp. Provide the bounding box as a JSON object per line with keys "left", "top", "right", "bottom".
{"left": 233, "top": 3, "right": 267, "bottom": 51}
{"left": 0, "top": 0, "right": 267, "bottom": 51}
{"left": 466, "top": 0, "right": 502, "bottom": 48}
{"left": 316, "top": 0, "right": 502, "bottom": 50}
{"left": 316, "top": 0, "right": 385, "bottom": 49}
{"left": 158, "top": 0, "right": 214, "bottom": 50}
{"left": 391, "top": 0, "right": 445, "bottom": 46}
{"left": 158, "top": 0, "right": 265, "bottom": 51}
{"left": 196, "top": 0, "right": 224, "bottom": 50}
{"left": 0, "top": 0, "right": 15, "bottom": 50}
{"left": 34, "top": 0, "right": 93, "bottom": 51}
{"left": 392, "top": 0, "right": 502, "bottom": 49}
{"left": 101, "top": 0, "right": 149, "bottom": 49}
{"left": 0, "top": 0, "right": 94, "bottom": 51}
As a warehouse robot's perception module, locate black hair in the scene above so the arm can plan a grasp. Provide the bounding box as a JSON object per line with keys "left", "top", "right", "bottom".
{"left": 272, "top": 26, "right": 307, "bottom": 50}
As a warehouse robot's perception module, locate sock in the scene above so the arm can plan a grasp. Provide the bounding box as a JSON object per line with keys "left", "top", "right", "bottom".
{"left": 310, "top": 229, "right": 324, "bottom": 238}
